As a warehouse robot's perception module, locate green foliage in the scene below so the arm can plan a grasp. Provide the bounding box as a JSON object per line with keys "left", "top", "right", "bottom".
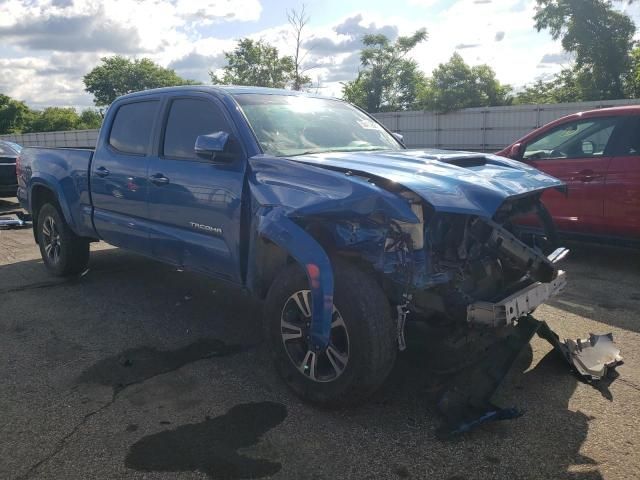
{"left": 342, "top": 29, "right": 428, "bottom": 113}
{"left": 84, "top": 56, "right": 199, "bottom": 106}
{"left": 419, "top": 53, "right": 512, "bottom": 112}
{"left": 25, "top": 107, "right": 81, "bottom": 133}
{"left": 534, "top": 0, "right": 636, "bottom": 99}
{"left": 210, "top": 39, "right": 296, "bottom": 88}
{"left": 625, "top": 44, "right": 640, "bottom": 97}
{"left": 0, "top": 94, "right": 30, "bottom": 134}
{"left": 0, "top": 94, "right": 103, "bottom": 133}
{"left": 514, "top": 68, "right": 602, "bottom": 104}
{"left": 77, "top": 109, "right": 104, "bottom": 129}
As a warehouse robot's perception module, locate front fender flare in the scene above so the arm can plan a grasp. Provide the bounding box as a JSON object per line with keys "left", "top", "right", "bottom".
{"left": 257, "top": 208, "right": 334, "bottom": 351}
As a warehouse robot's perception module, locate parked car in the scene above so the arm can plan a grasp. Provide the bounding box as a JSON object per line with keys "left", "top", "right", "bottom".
{"left": 497, "top": 106, "right": 640, "bottom": 244}
{"left": 15, "top": 86, "right": 620, "bottom": 433}
{"left": 0, "top": 140, "right": 21, "bottom": 197}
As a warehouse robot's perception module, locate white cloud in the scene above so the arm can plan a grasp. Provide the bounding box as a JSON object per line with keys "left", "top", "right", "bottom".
{"left": 0, "top": 0, "right": 628, "bottom": 108}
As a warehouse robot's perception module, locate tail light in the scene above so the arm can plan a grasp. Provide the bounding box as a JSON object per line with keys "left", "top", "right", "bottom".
{"left": 15, "top": 154, "right": 22, "bottom": 176}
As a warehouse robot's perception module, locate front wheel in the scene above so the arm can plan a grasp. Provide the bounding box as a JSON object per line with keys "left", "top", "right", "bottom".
{"left": 264, "top": 260, "right": 397, "bottom": 407}
{"left": 36, "top": 203, "right": 90, "bottom": 277}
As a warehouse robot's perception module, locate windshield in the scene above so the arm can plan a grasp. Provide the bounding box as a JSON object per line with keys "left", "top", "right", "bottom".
{"left": 0, "top": 141, "right": 19, "bottom": 156}
{"left": 6, "top": 141, "right": 22, "bottom": 153}
{"left": 233, "top": 93, "right": 402, "bottom": 157}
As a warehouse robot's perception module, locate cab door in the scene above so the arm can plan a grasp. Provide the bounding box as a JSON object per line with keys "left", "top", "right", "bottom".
{"left": 146, "top": 94, "right": 246, "bottom": 284}
{"left": 520, "top": 116, "right": 621, "bottom": 236}
{"left": 91, "top": 99, "right": 160, "bottom": 253}
{"left": 603, "top": 116, "right": 640, "bottom": 239}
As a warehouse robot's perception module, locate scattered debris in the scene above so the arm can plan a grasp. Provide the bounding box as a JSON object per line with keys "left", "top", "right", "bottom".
{"left": 437, "top": 315, "right": 623, "bottom": 436}
{"left": 0, "top": 211, "right": 32, "bottom": 229}
{"left": 537, "top": 325, "right": 623, "bottom": 381}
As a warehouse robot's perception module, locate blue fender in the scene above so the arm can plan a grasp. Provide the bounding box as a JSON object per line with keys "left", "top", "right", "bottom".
{"left": 257, "top": 208, "right": 334, "bottom": 351}
{"left": 29, "top": 176, "right": 77, "bottom": 231}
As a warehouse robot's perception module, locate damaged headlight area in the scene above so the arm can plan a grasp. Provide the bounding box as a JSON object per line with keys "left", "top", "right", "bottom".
{"left": 318, "top": 192, "right": 623, "bottom": 435}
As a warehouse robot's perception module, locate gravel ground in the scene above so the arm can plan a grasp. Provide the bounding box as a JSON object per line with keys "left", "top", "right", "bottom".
{"left": 1, "top": 197, "right": 639, "bottom": 480}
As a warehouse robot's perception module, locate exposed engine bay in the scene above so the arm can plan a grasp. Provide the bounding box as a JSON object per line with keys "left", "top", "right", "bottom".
{"left": 311, "top": 187, "right": 622, "bottom": 434}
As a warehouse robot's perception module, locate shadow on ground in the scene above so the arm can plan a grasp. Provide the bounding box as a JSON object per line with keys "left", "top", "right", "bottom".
{"left": 0, "top": 245, "right": 616, "bottom": 479}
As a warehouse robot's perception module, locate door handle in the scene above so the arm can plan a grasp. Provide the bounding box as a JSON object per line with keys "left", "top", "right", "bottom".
{"left": 149, "top": 173, "right": 170, "bottom": 185}
{"left": 95, "top": 166, "right": 110, "bottom": 177}
{"left": 577, "top": 169, "right": 602, "bottom": 183}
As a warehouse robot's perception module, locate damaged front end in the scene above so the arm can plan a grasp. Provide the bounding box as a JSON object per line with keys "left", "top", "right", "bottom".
{"left": 247, "top": 153, "right": 623, "bottom": 434}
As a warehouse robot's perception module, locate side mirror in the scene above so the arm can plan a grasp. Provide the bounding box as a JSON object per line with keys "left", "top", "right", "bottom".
{"left": 392, "top": 132, "right": 405, "bottom": 146}
{"left": 509, "top": 143, "right": 522, "bottom": 159}
{"left": 194, "top": 132, "right": 230, "bottom": 160}
{"left": 581, "top": 140, "right": 594, "bottom": 155}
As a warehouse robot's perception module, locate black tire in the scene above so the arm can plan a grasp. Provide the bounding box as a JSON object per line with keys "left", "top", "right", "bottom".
{"left": 509, "top": 201, "right": 558, "bottom": 255}
{"left": 36, "top": 203, "right": 90, "bottom": 277}
{"left": 264, "top": 259, "right": 397, "bottom": 407}
{"left": 535, "top": 201, "right": 558, "bottom": 254}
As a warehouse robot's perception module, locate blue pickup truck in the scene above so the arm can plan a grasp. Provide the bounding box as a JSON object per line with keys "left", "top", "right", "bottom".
{"left": 16, "top": 86, "right": 621, "bottom": 432}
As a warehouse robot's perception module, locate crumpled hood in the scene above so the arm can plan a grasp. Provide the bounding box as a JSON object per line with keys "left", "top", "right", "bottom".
{"left": 291, "top": 149, "right": 564, "bottom": 217}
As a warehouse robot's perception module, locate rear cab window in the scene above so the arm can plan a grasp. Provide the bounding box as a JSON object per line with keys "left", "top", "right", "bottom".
{"left": 109, "top": 101, "right": 159, "bottom": 155}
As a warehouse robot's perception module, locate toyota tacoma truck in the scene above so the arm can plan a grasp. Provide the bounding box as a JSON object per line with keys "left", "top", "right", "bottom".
{"left": 16, "top": 86, "right": 622, "bottom": 433}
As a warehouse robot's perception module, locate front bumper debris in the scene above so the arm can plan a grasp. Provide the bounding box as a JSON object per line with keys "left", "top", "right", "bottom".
{"left": 437, "top": 315, "right": 623, "bottom": 436}
{"left": 467, "top": 271, "right": 567, "bottom": 327}
{"left": 537, "top": 323, "right": 623, "bottom": 381}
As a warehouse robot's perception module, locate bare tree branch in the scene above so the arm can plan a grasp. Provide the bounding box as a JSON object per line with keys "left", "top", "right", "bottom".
{"left": 287, "top": 4, "right": 312, "bottom": 90}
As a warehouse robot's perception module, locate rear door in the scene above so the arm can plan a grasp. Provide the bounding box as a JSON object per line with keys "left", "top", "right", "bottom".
{"left": 91, "top": 99, "right": 160, "bottom": 252}
{"left": 146, "top": 94, "right": 246, "bottom": 284}
{"left": 603, "top": 115, "right": 640, "bottom": 239}
{"left": 520, "top": 116, "right": 620, "bottom": 236}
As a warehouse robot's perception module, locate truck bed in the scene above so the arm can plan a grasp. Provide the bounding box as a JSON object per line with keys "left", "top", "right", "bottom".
{"left": 17, "top": 147, "right": 97, "bottom": 239}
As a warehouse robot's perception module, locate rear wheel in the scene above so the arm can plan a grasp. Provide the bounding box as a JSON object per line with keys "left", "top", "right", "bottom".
{"left": 37, "top": 203, "right": 89, "bottom": 276}
{"left": 264, "top": 260, "right": 397, "bottom": 407}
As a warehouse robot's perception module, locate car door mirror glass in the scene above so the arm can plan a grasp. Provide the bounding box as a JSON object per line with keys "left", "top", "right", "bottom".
{"left": 194, "top": 132, "right": 230, "bottom": 159}
{"left": 581, "top": 140, "right": 594, "bottom": 155}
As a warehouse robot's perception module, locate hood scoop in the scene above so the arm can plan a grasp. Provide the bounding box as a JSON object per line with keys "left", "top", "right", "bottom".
{"left": 436, "top": 156, "right": 488, "bottom": 168}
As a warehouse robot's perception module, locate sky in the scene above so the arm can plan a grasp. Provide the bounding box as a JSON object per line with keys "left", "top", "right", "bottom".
{"left": 1, "top": 0, "right": 639, "bottom": 110}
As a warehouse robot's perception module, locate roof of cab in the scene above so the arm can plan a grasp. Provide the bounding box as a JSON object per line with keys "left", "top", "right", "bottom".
{"left": 115, "top": 85, "right": 336, "bottom": 102}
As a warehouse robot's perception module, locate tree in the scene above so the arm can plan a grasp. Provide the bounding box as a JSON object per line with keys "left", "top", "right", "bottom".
{"left": 84, "top": 56, "right": 199, "bottom": 106}
{"left": 342, "top": 29, "right": 428, "bottom": 113}
{"left": 288, "top": 5, "right": 313, "bottom": 90}
{"left": 420, "top": 53, "right": 512, "bottom": 112}
{"left": 514, "top": 68, "right": 594, "bottom": 104}
{"left": 24, "top": 107, "right": 82, "bottom": 133}
{"left": 0, "top": 94, "right": 31, "bottom": 134}
{"left": 625, "top": 44, "right": 640, "bottom": 97}
{"left": 534, "top": 0, "right": 636, "bottom": 99}
{"left": 77, "top": 109, "right": 103, "bottom": 130}
{"left": 210, "top": 39, "right": 295, "bottom": 88}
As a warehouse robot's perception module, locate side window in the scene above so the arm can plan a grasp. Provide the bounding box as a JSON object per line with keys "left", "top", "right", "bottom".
{"left": 109, "top": 101, "right": 159, "bottom": 155}
{"left": 163, "top": 98, "right": 230, "bottom": 159}
{"left": 613, "top": 117, "right": 640, "bottom": 156}
{"left": 523, "top": 117, "right": 618, "bottom": 160}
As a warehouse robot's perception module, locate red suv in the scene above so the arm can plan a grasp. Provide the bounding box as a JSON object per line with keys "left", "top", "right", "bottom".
{"left": 498, "top": 106, "right": 640, "bottom": 244}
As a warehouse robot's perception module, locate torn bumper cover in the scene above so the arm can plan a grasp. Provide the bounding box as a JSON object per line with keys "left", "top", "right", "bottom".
{"left": 439, "top": 271, "right": 623, "bottom": 436}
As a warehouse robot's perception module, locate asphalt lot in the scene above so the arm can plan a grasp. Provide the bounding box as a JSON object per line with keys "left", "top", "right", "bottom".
{"left": 1, "top": 196, "right": 639, "bottom": 480}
